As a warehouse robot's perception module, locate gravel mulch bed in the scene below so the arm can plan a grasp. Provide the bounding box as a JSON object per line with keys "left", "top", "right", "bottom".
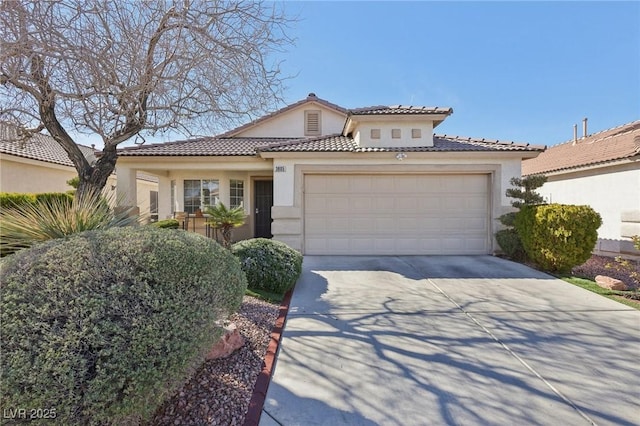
{"left": 151, "top": 296, "right": 279, "bottom": 425}
{"left": 572, "top": 255, "right": 640, "bottom": 290}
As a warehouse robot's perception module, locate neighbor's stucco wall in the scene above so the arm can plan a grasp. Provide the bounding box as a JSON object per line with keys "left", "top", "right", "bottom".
{"left": 1, "top": 156, "right": 157, "bottom": 220}
{"left": 538, "top": 162, "right": 640, "bottom": 256}
{"left": 1, "top": 156, "right": 76, "bottom": 193}
{"left": 236, "top": 104, "right": 346, "bottom": 138}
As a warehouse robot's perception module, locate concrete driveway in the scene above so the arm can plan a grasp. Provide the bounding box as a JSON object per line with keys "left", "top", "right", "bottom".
{"left": 260, "top": 256, "right": 640, "bottom": 426}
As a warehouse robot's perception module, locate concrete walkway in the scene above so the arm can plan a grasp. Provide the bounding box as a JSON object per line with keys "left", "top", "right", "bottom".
{"left": 260, "top": 256, "right": 640, "bottom": 426}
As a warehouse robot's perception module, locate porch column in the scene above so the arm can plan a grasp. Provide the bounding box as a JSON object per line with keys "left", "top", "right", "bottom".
{"left": 157, "top": 176, "right": 172, "bottom": 220}
{"left": 116, "top": 167, "right": 138, "bottom": 215}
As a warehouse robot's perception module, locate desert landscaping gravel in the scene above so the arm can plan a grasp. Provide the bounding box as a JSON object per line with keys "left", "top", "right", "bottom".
{"left": 151, "top": 296, "right": 279, "bottom": 425}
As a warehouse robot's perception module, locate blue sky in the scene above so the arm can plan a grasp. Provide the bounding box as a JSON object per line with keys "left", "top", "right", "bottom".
{"left": 277, "top": 1, "right": 640, "bottom": 146}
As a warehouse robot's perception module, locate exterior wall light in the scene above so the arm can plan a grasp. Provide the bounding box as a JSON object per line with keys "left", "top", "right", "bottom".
{"left": 396, "top": 152, "right": 407, "bottom": 161}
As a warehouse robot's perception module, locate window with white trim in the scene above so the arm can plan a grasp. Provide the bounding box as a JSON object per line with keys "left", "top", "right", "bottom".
{"left": 184, "top": 179, "right": 219, "bottom": 214}
{"left": 230, "top": 179, "right": 244, "bottom": 209}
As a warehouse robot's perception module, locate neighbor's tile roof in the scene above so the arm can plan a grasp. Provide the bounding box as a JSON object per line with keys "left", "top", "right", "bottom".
{"left": 117, "top": 137, "right": 303, "bottom": 156}
{"left": 259, "top": 134, "right": 544, "bottom": 153}
{"left": 522, "top": 120, "right": 640, "bottom": 175}
{"left": 0, "top": 124, "right": 96, "bottom": 166}
{"left": 349, "top": 105, "right": 453, "bottom": 115}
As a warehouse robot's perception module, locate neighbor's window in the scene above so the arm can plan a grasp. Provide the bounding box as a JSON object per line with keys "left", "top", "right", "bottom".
{"left": 412, "top": 128, "right": 422, "bottom": 139}
{"left": 370, "top": 129, "right": 381, "bottom": 139}
{"left": 392, "top": 129, "right": 401, "bottom": 139}
{"left": 183, "top": 179, "right": 219, "bottom": 214}
{"left": 230, "top": 179, "right": 244, "bottom": 209}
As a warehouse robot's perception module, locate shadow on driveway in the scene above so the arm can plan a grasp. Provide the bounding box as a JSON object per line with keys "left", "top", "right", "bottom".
{"left": 261, "top": 256, "right": 639, "bottom": 426}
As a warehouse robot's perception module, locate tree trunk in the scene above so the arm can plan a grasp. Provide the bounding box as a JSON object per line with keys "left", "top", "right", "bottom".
{"left": 75, "top": 145, "right": 118, "bottom": 199}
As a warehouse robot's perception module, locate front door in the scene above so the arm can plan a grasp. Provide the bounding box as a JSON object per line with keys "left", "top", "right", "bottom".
{"left": 254, "top": 180, "right": 273, "bottom": 238}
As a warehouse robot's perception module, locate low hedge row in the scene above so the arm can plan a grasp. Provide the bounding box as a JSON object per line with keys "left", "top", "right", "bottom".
{"left": 1, "top": 227, "right": 247, "bottom": 424}
{"left": 0, "top": 192, "right": 73, "bottom": 209}
{"left": 151, "top": 218, "right": 180, "bottom": 229}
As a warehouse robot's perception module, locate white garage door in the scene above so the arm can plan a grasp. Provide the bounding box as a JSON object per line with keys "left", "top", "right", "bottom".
{"left": 304, "top": 174, "right": 490, "bottom": 255}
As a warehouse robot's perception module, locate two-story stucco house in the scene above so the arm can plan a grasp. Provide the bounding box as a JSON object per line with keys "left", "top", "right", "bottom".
{"left": 116, "top": 93, "right": 544, "bottom": 255}
{"left": 522, "top": 120, "right": 640, "bottom": 258}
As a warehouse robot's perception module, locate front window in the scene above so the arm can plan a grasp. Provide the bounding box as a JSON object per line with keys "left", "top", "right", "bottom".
{"left": 183, "top": 179, "right": 219, "bottom": 214}
{"left": 230, "top": 179, "right": 244, "bottom": 209}
{"left": 201, "top": 179, "right": 220, "bottom": 208}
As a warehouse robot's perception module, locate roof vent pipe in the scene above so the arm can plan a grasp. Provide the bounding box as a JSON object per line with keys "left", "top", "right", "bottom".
{"left": 582, "top": 117, "right": 588, "bottom": 139}
{"left": 573, "top": 124, "right": 578, "bottom": 145}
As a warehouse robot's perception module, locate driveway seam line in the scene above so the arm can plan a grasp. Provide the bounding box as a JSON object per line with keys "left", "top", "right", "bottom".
{"left": 425, "top": 277, "right": 598, "bottom": 426}
{"left": 261, "top": 409, "right": 284, "bottom": 426}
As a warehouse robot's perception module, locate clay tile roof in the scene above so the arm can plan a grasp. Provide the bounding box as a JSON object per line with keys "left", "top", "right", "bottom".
{"left": 117, "top": 136, "right": 302, "bottom": 156}
{"left": 349, "top": 105, "right": 453, "bottom": 115}
{"left": 522, "top": 120, "right": 640, "bottom": 176}
{"left": 260, "top": 134, "right": 544, "bottom": 153}
{"left": 257, "top": 135, "right": 356, "bottom": 152}
{"left": 0, "top": 123, "right": 96, "bottom": 166}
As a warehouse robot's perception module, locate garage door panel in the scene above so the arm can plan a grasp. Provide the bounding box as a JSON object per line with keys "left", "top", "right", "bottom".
{"left": 304, "top": 174, "right": 490, "bottom": 255}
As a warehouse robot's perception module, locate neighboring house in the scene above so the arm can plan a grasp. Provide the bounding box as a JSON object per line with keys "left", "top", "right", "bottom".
{"left": 116, "top": 93, "right": 544, "bottom": 255}
{"left": 0, "top": 124, "right": 159, "bottom": 221}
{"left": 522, "top": 120, "right": 640, "bottom": 258}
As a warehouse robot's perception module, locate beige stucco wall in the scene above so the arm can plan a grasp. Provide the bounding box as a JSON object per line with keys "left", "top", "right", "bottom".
{"left": 1, "top": 156, "right": 76, "bottom": 193}
{"left": 354, "top": 121, "right": 434, "bottom": 148}
{"left": 236, "top": 103, "right": 346, "bottom": 138}
{"left": 538, "top": 161, "right": 640, "bottom": 257}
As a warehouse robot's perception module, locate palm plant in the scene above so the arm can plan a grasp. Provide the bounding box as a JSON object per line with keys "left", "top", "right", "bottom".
{"left": 0, "top": 190, "right": 138, "bottom": 255}
{"left": 204, "top": 202, "right": 246, "bottom": 249}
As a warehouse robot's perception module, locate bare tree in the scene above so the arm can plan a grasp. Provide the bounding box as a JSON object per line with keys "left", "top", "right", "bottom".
{"left": 1, "top": 0, "right": 291, "bottom": 197}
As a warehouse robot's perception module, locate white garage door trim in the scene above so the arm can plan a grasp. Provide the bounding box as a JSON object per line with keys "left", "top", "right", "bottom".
{"left": 303, "top": 173, "right": 491, "bottom": 255}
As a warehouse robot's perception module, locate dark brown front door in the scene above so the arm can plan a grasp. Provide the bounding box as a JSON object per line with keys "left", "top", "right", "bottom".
{"left": 254, "top": 180, "right": 273, "bottom": 238}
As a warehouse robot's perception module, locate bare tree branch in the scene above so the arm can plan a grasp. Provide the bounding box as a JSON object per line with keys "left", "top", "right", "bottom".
{"left": 0, "top": 0, "right": 293, "bottom": 196}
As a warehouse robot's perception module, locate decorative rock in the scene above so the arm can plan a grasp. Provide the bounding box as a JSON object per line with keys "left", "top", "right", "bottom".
{"left": 595, "top": 275, "right": 628, "bottom": 291}
{"left": 206, "top": 323, "right": 245, "bottom": 360}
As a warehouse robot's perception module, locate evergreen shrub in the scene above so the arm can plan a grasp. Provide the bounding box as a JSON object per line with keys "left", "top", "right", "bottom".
{"left": 1, "top": 227, "right": 247, "bottom": 424}
{"left": 515, "top": 204, "right": 602, "bottom": 273}
{"left": 232, "top": 238, "right": 302, "bottom": 294}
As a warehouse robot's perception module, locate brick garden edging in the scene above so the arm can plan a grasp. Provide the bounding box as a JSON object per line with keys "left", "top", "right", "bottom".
{"left": 242, "top": 287, "right": 295, "bottom": 425}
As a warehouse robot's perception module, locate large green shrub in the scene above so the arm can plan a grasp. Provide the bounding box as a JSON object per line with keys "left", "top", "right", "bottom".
{"left": 1, "top": 227, "right": 247, "bottom": 425}
{"left": 515, "top": 204, "right": 602, "bottom": 273}
{"left": 232, "top": 238, "right": 302, "bottom": 294}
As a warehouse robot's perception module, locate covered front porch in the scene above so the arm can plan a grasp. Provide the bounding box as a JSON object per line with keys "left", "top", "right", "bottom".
{"left": 115, "top": 156, "right": 274, "bottom": 242}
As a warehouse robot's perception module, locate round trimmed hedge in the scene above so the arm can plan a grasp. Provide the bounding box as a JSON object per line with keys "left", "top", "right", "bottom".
{"left": 515, "top": 203, "right": 602, "bottom": 273}
{"left": 0, "top": 227, "right": 247, "bottom": 425}
{"left": 232, "top": 238, "right": 302, "bottom": 294}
